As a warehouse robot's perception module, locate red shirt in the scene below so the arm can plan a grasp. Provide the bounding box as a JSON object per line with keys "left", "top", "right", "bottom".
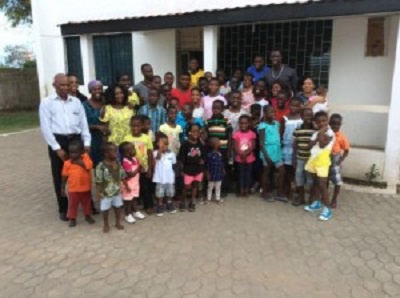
{"left": 270, "top": 97, "right": 290, "bottom": 123}
{"left": 171, "top": 88, "right": 191, "bottom": 107}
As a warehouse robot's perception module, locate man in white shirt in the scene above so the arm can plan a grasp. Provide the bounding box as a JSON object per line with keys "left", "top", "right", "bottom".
{"left": 39, "top": 73, "right": 91, "bottom": 221}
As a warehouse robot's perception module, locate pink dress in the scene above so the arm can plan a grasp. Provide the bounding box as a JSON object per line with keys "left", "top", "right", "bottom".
{"left": 121, "top": 157, "right": 140, "bottom": 200}
{"left": 241, "top": 89, "right": 255, "bottom": 113}
{"left": 232, "top": 130, "right": 256, "bottom": 163}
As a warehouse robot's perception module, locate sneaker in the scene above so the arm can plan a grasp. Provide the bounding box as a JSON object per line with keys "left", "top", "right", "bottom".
{"left": 179, "top": 203, "right": 186, "bottom": 212}
{"left": 155, "top": 205, "right": 164, "bottom": 217}
{"left": 133, "top": 211, "right": 145, "bottom": 219}
{"left": 188, "top": 203, "right": 196, "bottom": 212}
{"left": 319, "top": 206, "right": 332, "bottom": 221}
{"left": 167, "top": 202, "right": 177, "bottom": 214}
{"left": 304, "top": 200, "right": 322, "bottom": 212}
{"left": 156, "top": 212, "right": 164, "bottom": 217}
{"left": 125, "top": 214, "right": 136, "bottom": 224}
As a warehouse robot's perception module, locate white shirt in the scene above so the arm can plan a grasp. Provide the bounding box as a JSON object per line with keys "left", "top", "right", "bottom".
{"left": 39, "top": 94, "right": 91, "bottom": 151}
{"left": 254, "top": 98, "right": 269, "bottom": 119}
{"left": 152, "top": 150, "right": 176, "bottom": 184}
{"left": 193, "top": 107, "right": 205, "bottom": 119}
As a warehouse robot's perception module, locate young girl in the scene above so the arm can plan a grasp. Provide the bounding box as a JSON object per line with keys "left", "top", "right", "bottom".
{"left": 123, "top": 116, "right": 154, "bottom": 215}
{"left": 258, "top": 105, "right": 286, "bottom": 202}
{"left": 281, "top": 97, "right": 303, "bottom": 201}
{"left": 223, "top": 91, "right": 247, "bottom": 133}
{"left": 95, "top": 142, "right": 127, "bottom": 233}
{"left": 141, "top": 115, "right": 155, "bottom": 143}
{"left": 119, "top": 142, "right": 145, "bottom": 224}
{"left": 202, "top": 78, "right": 227, "bottom": 120}
{"left": 61, "top": 139, "right": 95, "bottom": 227}
{"left": 233, "top": 115, "right": 256, "bottom": 197}
{"left": 241, "top": 72, "right": 255, "bottom": 113}
{"left": 153, "top": 135, "right": 177, "bottom": 216}
{"left": 160, "top": 106, "right": 183, "bottom": 155}
{"left": 191, "top": 87, "right": 205, "bottom": 119}
{"left": 178, "top": 123, "right": 206, "bottom": 212}
{"left": 206, "top": 137, "right": 225, "bottom": 205}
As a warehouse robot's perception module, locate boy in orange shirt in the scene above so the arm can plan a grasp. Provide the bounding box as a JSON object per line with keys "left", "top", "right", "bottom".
{"left": 329, "top": 114, "right": 350, "bottom": 208}
{"left": 61, "top": 140, "right": 95, "bottom": 227}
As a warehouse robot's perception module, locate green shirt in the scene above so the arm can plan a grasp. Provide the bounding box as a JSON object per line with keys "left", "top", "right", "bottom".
{"left": 95, "top": 162, "right": 126, "bottom": 197}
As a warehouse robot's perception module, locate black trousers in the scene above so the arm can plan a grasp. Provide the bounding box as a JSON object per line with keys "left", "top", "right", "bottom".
{"left": 48, "top": 134, "right": 81, "bottom": 214}
{"left": 139, "top": 174, "right": 154, "bottom": 210}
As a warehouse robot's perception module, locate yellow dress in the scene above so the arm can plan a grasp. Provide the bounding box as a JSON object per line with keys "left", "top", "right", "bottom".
{"left": 128, "top": 92, "right": 140, "bottom": 108}
{"left": 100, "top": 105, "right": 133, "bottom": 146}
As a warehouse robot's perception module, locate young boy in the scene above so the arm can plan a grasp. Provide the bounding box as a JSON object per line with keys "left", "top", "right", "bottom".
{"left": 141, "top": 115, "right": 155, "bottom": 143}
{"left": 273, "top": 90, "right": 291, "bottom": 124}
{"left": 160, "top": 83, "right": 172, "bottom": 108}
{"left": 160, "top": 106, "right": 183, "bottom": 156}
{"left": 207, "top": 137, "right": 225, "bottom": 204}
{"left": 61, "top": 139, "right": 95, "bottom": 227}
{"left": 206, "top": 100, "right": 232, "bottom": 196}
{"left": 304, "top": 111, "right": 335, "bottom": 221}
{"left": 95, "top": 142, "right": 127, "bottom": 233}
{"left": 292, "top": 108, "right": 317, "bottom": 206}
{"left": 329, "top": 113, "right": 350, "bottom": 208}
{"left": 153, "top": 135, "right": 177, "bottom": 216}
{"left": 138, "top": 88, "right": 167, "bottom": 133}
{"left": 202, "top": 77, "right": 227, "bottom": 120}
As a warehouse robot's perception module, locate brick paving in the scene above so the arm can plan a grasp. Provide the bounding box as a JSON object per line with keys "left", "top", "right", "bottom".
{"left": 1, "top": 129, "right": 400, "bottom": 298}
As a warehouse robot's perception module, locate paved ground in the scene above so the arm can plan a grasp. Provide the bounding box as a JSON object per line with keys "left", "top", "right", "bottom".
{"left": 1, "top": 130, "right": 400, "bottom": 298}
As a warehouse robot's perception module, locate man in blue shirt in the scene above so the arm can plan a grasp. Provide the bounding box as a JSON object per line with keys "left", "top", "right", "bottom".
{"left": 246, "top": 54, "right": 270, "bottom": 82}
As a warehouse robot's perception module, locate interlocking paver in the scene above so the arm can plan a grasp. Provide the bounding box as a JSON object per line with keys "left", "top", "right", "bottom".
{"left": 1, "top": 129, "right": 400, "bottom": 297}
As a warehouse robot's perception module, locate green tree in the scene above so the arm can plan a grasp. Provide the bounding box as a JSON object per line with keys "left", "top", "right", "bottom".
{"left": 0, "top": 0, "right": 32, "bottom": 27}
{"left": 3, "top": 45, "right": 33, "bottom": 68}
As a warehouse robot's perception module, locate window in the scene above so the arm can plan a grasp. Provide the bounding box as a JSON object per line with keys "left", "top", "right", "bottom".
{"left": 366, "top": 17, "right": 385, "bottom": 57}
{"left": 93, "top": 34, "right": 133, "bottom": 85}
{"left": 65, "top": 37, "right": 84, "bottom": 84}
{"left": 218, "top": 20, "right": 333, "bottom": 87}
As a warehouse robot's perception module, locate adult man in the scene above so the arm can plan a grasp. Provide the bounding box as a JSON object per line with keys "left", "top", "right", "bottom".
{"left": 171, "top": 72, "right": 192, "bottom": 108}
{"left": 39, "top": 73, "right": 91, "bottom": 221}
{"left": 265, "top": 48, "right": 298, "bottom": 94}
{"left": 133, "top": 63, "right": 154, "bottom": 105}
{"left": 188, "top": 58, "right": 204, "bottom": 87}
{"left": 246, "top": 54, "right": 270, "bottom": 82}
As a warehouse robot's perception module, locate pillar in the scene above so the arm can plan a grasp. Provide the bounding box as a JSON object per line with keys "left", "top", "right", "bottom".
{"left": 203, "top": 26, "right": 218, "bottom": 74}
{"left": 80, "top": 35, "right": 95, "bottom": 87}
{"left": 383, "top": 16, "right": 400, "bottom": 188}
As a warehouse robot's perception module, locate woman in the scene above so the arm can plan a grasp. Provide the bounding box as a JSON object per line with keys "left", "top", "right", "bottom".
{"left": 297, "top": 76, "right": 328, "bottom": 112}
{"left": 297, "top": 76, "right": 317, "bottom": 104}
{"left": 101, "top": 84, "right": 133, "bottom": 146}
{"left": 83, "top": 80, "right": 108, "bottom": 166}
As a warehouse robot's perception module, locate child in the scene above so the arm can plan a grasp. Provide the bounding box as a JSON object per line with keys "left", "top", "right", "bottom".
{"left": 95, "top": 142, "right": 127, "bottom": 233}
{"left": 153, "top": 135, "right": 177, "bottom": 216}
{"left": 160, "top": 83, "right": 172, "bottom": 108}
{"left": 223, "top": 90, "right": 247, "bottom": 133}
{"left": 176, "top": 103, "right": 204, "bottom": 143}
{"left": 250, "top": 103, "right": 263, "bottom": 192}
{"left": 204, "top": 71, "right": 213, "bottom": 81}
{"left": 123, "top": 116, "right": 154, "bottom": 214}
{"left": 167, "top": 97, "right": 180, "bottom": 111}
{"left": 198, "top": 77, "right": 209, "bottom": 97}
{"left": 206, "top": 100, "right": 232, "bottom": 196}
{"left": 191, "top": 87, "right": 205, "bottom": 119}
{"left": 216, "top": 69, "right": 231, "bottom": 96}
{"left": 138, "top": 88, "right": 167, "bottom": 133}
{"left": 119, "top": 142, "right": 145, "bottom": 223}
{"left": 232, "top": 115, "right": 256, "bottom": 197}
{"left": 269, "top": 79, "right": 288, "bottom": 107}
{"left": 292, "top": 108, "right": 317, "bottom": 206}
{"left": 160, "top": 106, "right": 183, "bottom": 155}
{"left": 151, "top": 75, "right": 162, "bottom": 91}
{"left": 307, "top": 86, "right": 328, "bottom": 114}
{"left": 178, "top": 123, "right": 206, "bottom": 212}
{"left": 206, "top": 137, "right": 225, "bottom": 204}
{"left": 329, "top": 113, "right": 350, "bottom": 208}
{"left": 281, "top": 97, "right": 303, "bottom": 201}
{"left": 273, "top": 90, "right": 291, "bottom": 124}
{"left": 141, "top": 115, "right": 155, "bottom": 143}
{"left": 163, "top": 72, "right": 174, "bottom": 87}
{"left": 202, "top": 78, "right": 227, "bottom": 120}
{"left": 258, "top": 105, "right": 286, "bottom": 202}
{"left": 304, "top": 111, "right": 335, "bottom": 221}
{"left": 241, "top": 72, "right": 255, "bottom": 113}
{"left": 253, "top": 80, "right": 269, "bottom": 112}
{"left": 61, "top": 139, "right": 95, "bottom": 227}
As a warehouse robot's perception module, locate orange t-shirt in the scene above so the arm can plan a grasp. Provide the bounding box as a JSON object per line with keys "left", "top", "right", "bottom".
{"left": 62, "top": 153, "right": 93, "bottom": 192}
{"left": 332, "top": 131, "right": 350, "bottom": 155}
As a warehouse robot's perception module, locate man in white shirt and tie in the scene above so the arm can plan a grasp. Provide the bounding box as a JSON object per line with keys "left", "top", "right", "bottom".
{"left": 39, "top": 73, "right": 91, "bottom": 221}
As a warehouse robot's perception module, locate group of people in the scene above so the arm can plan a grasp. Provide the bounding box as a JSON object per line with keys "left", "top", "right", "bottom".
{"left": 39, "top": 48, "right": 350, "bottom": 233}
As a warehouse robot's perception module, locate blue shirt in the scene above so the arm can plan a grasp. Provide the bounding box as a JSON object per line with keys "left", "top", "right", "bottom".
{"left": 176, "top": 112, "right": 204, "bottom": 142}
{"left": 138, "top": 104, "right": 167, "bottom": 133}
{"left": 207, "top": 151, "right": 224, "bottom": 181}
{"left": 246, "top": 65, "right": 270, "bottom": 82}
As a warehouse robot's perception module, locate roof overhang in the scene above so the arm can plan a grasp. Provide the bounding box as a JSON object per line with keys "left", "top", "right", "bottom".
{"left": 61, "top": 0, "right": 400, "bottom": 36}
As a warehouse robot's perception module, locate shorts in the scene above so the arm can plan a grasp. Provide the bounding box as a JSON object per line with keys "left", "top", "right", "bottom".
{"left": 329, "top": 154, "right": 343, "bottom": 185}
{"left": 305, "top": 158, "right": 329, "bottom": 178}
{"left": 184, "top": 173, "right": 204, "bottom": 185}
{"left": 155, "top": 183, "right": 175, "bottom": 198}
{"left": 295, "top": 158, "right": 313, "bottom": 187}
{"left": 100, "top": 194, "right": 123, "bottom": 211}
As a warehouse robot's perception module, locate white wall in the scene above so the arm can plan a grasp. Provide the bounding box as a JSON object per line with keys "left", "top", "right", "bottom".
{"left": 329, "top": 16, "right": 398, "bottom": 148}
{"left": 132, "top": 30, "right": 176, "bottom": 85}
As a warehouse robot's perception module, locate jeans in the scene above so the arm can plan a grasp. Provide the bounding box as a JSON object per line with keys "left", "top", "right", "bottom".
{"left": 238, "top": 162, "right": 254, "bottom": 190}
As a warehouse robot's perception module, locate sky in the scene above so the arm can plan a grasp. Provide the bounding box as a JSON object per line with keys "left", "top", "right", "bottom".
{"left": 0, "top": 12, "right": 34, "bottom": 63}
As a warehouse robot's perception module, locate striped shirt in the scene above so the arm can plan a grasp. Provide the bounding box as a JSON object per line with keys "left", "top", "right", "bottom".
{"left": 138, "top": 104, "right": 167, "bottom": 133}
{"left": 206, "top": 115, "right": 232, "bottom": 150}
{"left": 293, "top": 125, "right": 317, "bottom": 160}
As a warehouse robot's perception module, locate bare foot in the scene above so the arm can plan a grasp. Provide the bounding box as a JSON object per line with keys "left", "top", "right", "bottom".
{"left": 331, "top": 202, "right": 337, "bottom": 209}
{"left": 103, "top": 225, "right": 110, "bottom": 233}
{"left": 115, "top": 223, "right": 124, "bottom": 230}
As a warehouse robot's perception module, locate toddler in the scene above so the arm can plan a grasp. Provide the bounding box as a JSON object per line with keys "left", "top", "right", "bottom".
{"left": 206, "top": 137, "right": 225, "bottom": 204}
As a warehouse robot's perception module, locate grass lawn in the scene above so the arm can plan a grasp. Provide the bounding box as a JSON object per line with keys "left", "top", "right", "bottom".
{"left": 0, "top": 111, "right": 39, "bottom": 134}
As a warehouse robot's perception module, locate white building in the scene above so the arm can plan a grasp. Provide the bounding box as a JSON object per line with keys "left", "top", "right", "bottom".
{"left": 31, "top": 0, "right": 400, "bottom": 192}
